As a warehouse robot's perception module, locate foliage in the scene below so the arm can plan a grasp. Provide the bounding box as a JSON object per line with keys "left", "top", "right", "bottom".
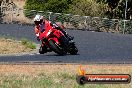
{"left": 24, "top": 0, "right": 108, "bottom": 17}
{"left": 24, "top": 0, "right": 132, "bottom": 19}
{"left": 101, "top": 0, "right": 132, "bottom": 19}
{"left": 21, "top": 38, "right": 36, "bottom": 49}
{"left": 70, "top": 0, "right": 107, "bottom": 17}
{"left": 24, "top": 0, "right": 71, "bottom": 13}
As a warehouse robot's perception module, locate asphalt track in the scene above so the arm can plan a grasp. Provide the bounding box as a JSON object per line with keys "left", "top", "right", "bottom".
{"left": 0, "top": 24, "right": 132, "bottom": 64}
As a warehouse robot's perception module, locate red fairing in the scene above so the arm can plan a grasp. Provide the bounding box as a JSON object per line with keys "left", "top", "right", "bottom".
{"left": 48, "top": 37, "right": 60, "bottom": 44}
{"left": 53, "top": 29, "right": 64, "bottom": 38}
{"left": 39, "top": 23, "right": 52, "bottom": 40}
{"left": 39, "top": 22, "right": 63, "bottom": 44}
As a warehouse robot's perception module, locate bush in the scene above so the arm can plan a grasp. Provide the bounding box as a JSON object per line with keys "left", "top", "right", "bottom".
{"left": 24, "top": 0, "right": 71, "bottom": 18}
{"left": 24, "top": 0, "right": 108, "bottom": 18}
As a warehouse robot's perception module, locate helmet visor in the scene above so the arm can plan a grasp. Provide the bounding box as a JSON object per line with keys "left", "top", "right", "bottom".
{"left": 34, "top": 21, "right": 40, "bottom": 25}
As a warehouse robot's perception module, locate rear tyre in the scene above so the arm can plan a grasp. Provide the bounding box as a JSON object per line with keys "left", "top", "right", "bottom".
{"left": 69, "top": 43, "right": 78, "bottom": 55}
{"left": 48, "top": 40, "right": 66, "bottom": 55}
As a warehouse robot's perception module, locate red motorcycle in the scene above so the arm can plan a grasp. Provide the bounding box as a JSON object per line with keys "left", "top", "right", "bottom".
{"left": 38, "top": 24, "right": 78, "bottom": 55}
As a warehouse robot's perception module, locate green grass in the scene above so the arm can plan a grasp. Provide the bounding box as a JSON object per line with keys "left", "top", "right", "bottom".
{"left": 0, "top": 73, "right": 131, "bottom": 88}
{"left": 21, "top": 38, "right": 36, "bottom": 49}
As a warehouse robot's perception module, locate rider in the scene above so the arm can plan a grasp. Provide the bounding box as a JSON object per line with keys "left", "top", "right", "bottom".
{"left": 34, "top": 14, "right": 73, "bottom": 41}
{"left": 34, "top": 14, "right": 73, "bottom": 53}
{"left": 34, "top": 15, "right": 49, "bottom": 41}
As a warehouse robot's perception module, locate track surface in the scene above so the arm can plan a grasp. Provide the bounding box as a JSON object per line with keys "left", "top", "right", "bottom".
{"left": 0, "top": 24, "right": 132, "bottom": 64}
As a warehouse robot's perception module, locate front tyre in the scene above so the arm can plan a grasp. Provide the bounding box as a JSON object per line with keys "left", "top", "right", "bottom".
{"left": 39, "top": 46, "right": 47, "bottom": 54}
{"left": 48, "top": 40, "right": 66, "bottom": 55}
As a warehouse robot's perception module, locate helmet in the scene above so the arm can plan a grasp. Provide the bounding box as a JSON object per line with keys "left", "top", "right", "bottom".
{"left": 34, "top": 15, "right": 44, "bottom": 25}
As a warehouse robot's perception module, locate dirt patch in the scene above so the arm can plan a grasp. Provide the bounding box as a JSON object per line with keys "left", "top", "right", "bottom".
{"left": 2, "top": 0, "right": 34, "bottom": 24}
{"left": 13, "top": 0, "right": 25, "bottom": 9}
{"left": 0, "top": 38, "right": 33, "bottom": 54}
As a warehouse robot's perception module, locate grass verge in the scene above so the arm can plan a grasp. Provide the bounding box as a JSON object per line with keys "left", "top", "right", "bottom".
{"left": 0, "top": 64, "right": 131, "bottom": 88}
{"left": 0, "top": 37, "right": 36, "bottom": 54}
{"left": 21, "top": 38, "right": 36, "bottom": 49}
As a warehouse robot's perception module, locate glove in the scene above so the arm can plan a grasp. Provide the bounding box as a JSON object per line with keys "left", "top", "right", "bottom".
{"left": 37, "top": 37, "right": 40, "bottom": 41}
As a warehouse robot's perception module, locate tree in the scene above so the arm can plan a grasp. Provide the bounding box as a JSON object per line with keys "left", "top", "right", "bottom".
{"left": 102, "top": 0, "right": 132, "bottom": 19}
{"left": 107, "top": 0, "right": 120, "bottom": 9}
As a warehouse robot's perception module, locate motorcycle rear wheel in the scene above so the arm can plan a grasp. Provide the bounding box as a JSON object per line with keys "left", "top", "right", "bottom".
{"left": 69, "top": 44, "right": 78, "bottom": 55}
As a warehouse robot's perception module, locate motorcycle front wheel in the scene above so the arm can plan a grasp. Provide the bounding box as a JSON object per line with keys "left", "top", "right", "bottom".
{"left": 39, "top": 45, "right": 47, "bottom": 54}
{"left": 48, "top": 40, "right": 66, "bottom": 55}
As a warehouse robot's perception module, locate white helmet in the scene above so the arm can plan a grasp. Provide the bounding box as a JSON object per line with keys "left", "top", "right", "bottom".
{"left": 34, "top": 15, "right": 44, "bottom": 25}
{"left": 34, "top": 15, "right": 41, "bottom": 21}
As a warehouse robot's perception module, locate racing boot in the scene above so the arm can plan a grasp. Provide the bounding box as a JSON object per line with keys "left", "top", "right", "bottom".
{"left": 55, "top": 26, "right": 74, "bottom": 41}
{"left": 61, "top": 30, "right": 74, "bottom": 41}
{"left": 66, "top": 34, "right": 74, "bottom": 41}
